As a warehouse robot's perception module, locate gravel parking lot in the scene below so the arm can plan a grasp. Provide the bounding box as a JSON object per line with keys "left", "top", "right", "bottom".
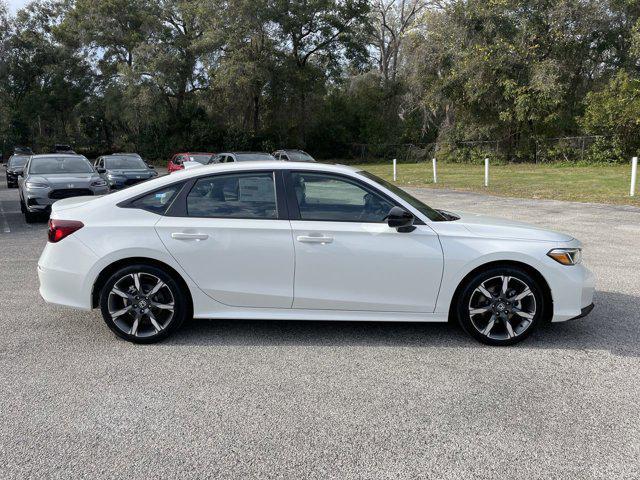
{"left": 1, "top": 177, "right": 639, "bottom": 479}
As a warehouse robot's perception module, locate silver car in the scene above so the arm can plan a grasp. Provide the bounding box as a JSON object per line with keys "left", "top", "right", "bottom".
{"left": 18, "top": 154, "right": 109, "bottom": 223}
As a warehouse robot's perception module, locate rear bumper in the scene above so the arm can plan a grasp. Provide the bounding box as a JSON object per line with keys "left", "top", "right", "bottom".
{"left": 38, "top": 235, "right": 98, "bottom": 310}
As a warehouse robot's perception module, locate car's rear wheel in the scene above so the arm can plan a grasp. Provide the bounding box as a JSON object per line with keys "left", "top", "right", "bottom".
{"left": 456, "top": 266, "right": 545, "bottom": 346}
{"left": 99, "top": 265, "right": 188, "bottom": 343}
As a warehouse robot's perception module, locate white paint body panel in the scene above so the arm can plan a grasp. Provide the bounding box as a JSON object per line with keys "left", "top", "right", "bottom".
{"left": 37, "top": 161, "right": 595, "bottom": 325}
{"left": 290, "top": 221, "right": 443, "bottom": 312}
{"left": 155, "top": 217, "right": 295, "bottom": 308}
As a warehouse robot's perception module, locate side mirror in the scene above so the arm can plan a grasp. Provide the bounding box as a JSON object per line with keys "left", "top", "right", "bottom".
{"left": 147, "top": 163, "right": 155, "bottom": 169}
{"left": 386, "top": 206, "right": 416, "bottom": 232}
{"left": 96, "top": 167, "right": 106, "bottom": 174}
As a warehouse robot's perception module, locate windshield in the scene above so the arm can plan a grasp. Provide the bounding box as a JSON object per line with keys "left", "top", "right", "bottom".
{"left": 188, "top": 154, "right": 213, "bottom": 164}
{"left": 104, "top": 156, "right": 147, "bottom": 169}
{"left": 287, "top": 151, "right": 315, "bottom": 162}
{"left": 358, "top": 170, "right": 447, "bottom": 221}
{"left": 29, "top": 156, "right": 94, "bottom": 175}
{"left": 236, "top": 153, "right": 276, "bottom": 162}
{"left": 8, "top": 155, "right": 29, "bottom": 168}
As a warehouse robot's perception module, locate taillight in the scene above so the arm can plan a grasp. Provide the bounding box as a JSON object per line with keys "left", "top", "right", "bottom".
{"left": 48, "top": 219, "right": 84, "bottom": 243}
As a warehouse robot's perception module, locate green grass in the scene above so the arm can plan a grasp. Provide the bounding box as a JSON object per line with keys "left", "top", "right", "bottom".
{"left": 349, "top": 162, "right": 640, "bottom": 207}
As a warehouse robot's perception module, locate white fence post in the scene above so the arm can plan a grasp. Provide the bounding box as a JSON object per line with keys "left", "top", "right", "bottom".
{"left": 484, "top": 158, "right": 489, "bottom": 187}
{"left": 631, "top": 156, "right": 638, "bottom": 197}
{"left": 432, "top": 158, "right": 437, "bottom": 183}
{"left": 393, "top": 158, "right": 397, "bottom": 181}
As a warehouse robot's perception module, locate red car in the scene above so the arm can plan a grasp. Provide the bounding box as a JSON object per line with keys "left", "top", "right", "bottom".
{"left": 167, "top": 152, "right": 215, "bottom": 173}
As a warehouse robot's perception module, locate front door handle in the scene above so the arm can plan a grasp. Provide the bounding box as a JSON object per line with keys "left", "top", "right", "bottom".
{"left": 297, "top": 235, "right": 334, "bottom": 244}
{"left": 171, "top": 232, "right": 209, "bottom": 241}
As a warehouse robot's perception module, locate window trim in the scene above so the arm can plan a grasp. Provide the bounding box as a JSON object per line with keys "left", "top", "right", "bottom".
{"left": 165, "top": 170, "right": 287, "bottom": 220}
{"left": 283, "top": 170, "right": 424, "bottom": 225}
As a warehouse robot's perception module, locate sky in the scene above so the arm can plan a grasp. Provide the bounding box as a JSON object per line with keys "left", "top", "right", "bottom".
{"left": 7, "top": 0, "right": 28, "bottom": 14}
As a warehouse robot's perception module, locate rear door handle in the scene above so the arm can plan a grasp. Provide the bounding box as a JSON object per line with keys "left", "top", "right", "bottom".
{"left": 297, "top": 235, "right": 334, "bottom": 244}
{"left": 171, "top": 232, "right": 209, "bottom": 241}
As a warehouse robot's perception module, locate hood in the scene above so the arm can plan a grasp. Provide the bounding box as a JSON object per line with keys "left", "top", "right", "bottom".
{"left": 107, "top": 169, "right": 153, "bottom": 177}
{"left": 29, "top": 173, "right": 98, "bottom": 186}
{"left": 456, "top": 211, "right": 574, "bottom": 242}
{"left": 183, "top": 161, "right": 206, "bottom": 170}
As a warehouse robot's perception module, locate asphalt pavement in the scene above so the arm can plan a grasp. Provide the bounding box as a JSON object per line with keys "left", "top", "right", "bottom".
{"left": 0, "top": 174, "right": 639, "bottom": 479}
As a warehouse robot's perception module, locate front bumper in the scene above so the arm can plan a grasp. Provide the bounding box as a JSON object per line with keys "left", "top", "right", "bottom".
{"left": 549, "top": 263, "right": 596, "bottom": 322}
{"left": 108, "top": 177, "right": 150, "bottom": 189}
{"left": 25, "top": 186, "right": 109, "bottom": 211}
{"left": 567, "top": 303, "right": 595, "bottom": 321}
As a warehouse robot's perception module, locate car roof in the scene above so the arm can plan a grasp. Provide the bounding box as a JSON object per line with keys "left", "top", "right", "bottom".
{"left": 175, "top": 161, "right": 353, "bottom": 175}
{"left": 86, "top": 161, "right": 362, "bottom": 208}
{"left": 219, "top": 151, "right": 273, "bottom": 155}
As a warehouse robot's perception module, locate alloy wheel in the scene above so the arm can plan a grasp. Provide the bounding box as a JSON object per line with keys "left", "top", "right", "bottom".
{"left": 107, "top": 272, "right": 175, "bottom": 338}
{"left": 467, "top": 275, "right": 537, "bottom": 341}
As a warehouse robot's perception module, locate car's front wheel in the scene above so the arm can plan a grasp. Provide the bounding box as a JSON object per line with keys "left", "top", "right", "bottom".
{"left": 99, "top": 265, "right": 188, "bottom": 343}
{"left": 22, "top": 201, "right": 39, "bottom": 223}
{"left": 456, "top": 266, "right": 545, "bottom": 346}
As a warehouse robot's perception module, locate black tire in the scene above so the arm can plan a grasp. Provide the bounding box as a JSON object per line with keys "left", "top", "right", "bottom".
{"left": 24, "top": 206, "right": 38, "bottom": 223}
{"left": 455, "top": 266, "right": 545, "bottom": 346}
{"left": 99, "top": 264, "right": 189, "bottom": 344}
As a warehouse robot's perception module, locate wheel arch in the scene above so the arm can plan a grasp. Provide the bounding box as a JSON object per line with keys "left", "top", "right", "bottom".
{"left": 447, "top": 260, "right": 553, "bottom": 323}
{"left": 91, "top": 257, "right": 193, "bottom": 315}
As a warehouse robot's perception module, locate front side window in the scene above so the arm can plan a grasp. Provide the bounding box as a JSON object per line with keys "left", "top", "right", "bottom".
{"left": 187, "top": 172, "right": 277, "bottom": 219}
{"left": 290, "top": 172, "right": 394, "bottom": 222}
{"left": 131, "top": 185, "right": 181, "bottom": 214}
{"left": 357, "top": 171, "right": 447, "bottom": 221}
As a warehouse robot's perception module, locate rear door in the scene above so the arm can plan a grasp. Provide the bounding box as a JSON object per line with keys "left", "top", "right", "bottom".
{"left": 286, "top": 171, "right": 443, "bottom": 313}
{"left": 155, "top": 170, "right": 295, "bottom": 308}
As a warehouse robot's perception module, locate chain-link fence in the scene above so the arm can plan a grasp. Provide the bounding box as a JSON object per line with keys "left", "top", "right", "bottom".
{"left": 346, "top": 135, "right": 619, "bottom": 164}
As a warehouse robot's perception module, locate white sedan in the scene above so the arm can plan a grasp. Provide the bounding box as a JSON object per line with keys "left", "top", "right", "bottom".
{"left": 38, "top": 162, "right": 595, "bottom": 345}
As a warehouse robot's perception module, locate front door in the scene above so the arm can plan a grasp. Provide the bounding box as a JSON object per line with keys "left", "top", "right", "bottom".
{"left": 155, "top": 171, "right": 295, "bottom": 308}
{"left": 286, "top": 171, "right": 443, "bottom": 312}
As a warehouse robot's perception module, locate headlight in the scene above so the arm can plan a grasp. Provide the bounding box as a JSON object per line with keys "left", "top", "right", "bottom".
{"left": 547, "top": 248, "right": 582, "bottom": 266}
{"left": 25, "top": 181, "right": 49, "bottom": 189}
{"left": 91, "top": 179, "right": 108, "bottom": 187}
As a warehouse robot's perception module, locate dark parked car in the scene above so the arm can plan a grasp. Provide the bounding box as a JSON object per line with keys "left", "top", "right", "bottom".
{"left": 272, "top": 149, "right": 316, "bottom": 162}
{"left": 14, "top": 146, "right": 34, "bottom": 155}
{"left": 5, "top": 154, "right": 30, "bottom": 188}
{"left": 18, "top": 154, "right": 109, "bottom": 223}
{"left": 95, "top": 154, "right": 158, "bottom": 189}
{"left": 54, "top": 144, "right": 75, "bottom": 154}
{"left": 208, "top": 152, "right": 277, "bottom": 163}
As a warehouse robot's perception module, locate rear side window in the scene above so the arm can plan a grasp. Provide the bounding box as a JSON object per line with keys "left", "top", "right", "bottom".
{"left": 130, "top": 185, "right": 181, "bottom": 214}
{"left": 186, "top": 172, "right": 277, "bottom": 219}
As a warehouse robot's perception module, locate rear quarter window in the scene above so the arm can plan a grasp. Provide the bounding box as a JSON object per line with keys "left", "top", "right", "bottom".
{"left": 129, "top": 185, "right": 181, "bottom": 214}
